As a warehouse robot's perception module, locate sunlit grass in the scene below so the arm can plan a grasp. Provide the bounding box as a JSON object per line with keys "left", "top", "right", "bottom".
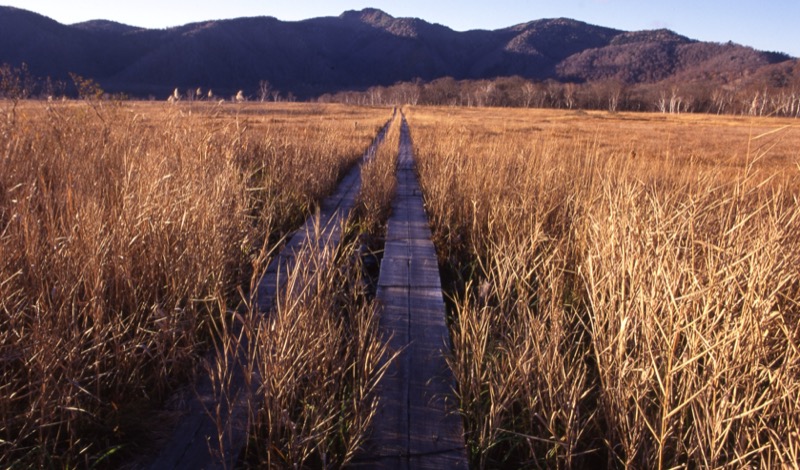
{"left": 0, "top": 99, "right": 389, "bottom": 467}
{"left": 408, "top": 106, "right": 800, "bottom": 469}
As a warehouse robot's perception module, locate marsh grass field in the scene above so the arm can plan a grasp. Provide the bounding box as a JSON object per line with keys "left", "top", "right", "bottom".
{"left": 0, "top": 100, "right": 391, "bottom": 467}
{"left": 1, "top": 99, "right": 799, "bottom": 468}
{"left": 409, "top": 107, "right": 800, "bottom": 468}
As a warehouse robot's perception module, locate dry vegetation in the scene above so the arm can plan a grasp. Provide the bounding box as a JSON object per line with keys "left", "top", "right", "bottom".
{"left": 4, "top": 93, "right": 799, "bottom": 470}
{"left": 0, "top": 99, "right": 389, "bottom": 467}
{"left": 407, "top": 107, "right": 800, "bottom": 469}
{"left": 239, "top": 112, "right": 401, "bottom": 468}
{"left": 354, "top": 110, "right": 400, "bottom": 238}
{"left": 241, "top": 233, "right": 388, "bottom": 468}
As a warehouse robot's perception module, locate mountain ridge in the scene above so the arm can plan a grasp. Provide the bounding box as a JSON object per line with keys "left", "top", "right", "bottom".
{"left": 0, "top": 6, "right": 794, "bottom": 99}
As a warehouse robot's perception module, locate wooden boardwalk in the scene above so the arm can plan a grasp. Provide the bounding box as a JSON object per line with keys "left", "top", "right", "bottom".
{"left": 352, "top": 116, "right": 468, "bottom": 469}
{"left": 147, "top": 118, "right": 392, "bottom": 470}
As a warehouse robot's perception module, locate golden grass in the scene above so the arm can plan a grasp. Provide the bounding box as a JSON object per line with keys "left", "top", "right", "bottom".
{"left": 4, "top": 96, "right": 798, "bottom": 468}
{"left": 242, "top": 231, "right": 390, "bottom": 468}
{"left": 239, "top": 113, "right": 401, "bottom": 468}
{"left": 407, "top": 106, "right": 800, "bottom": 469}
{"left": 355, "top": 111, "right": 400, "bottom": 237}
{"left": 0, "top": 99, "right": 389, "bottom": 467}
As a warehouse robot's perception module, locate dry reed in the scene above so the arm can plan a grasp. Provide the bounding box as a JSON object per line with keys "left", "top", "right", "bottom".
{"left": 408, "top": 106, "right": 800, "bottom": 469}
{"left": 238, "top": 114, "right": 401, "bottom": 468}
{"left": 0, "top": 99, "right": 389, "bottom": 467}
{"left": 354, "top": 111, "right": 400, "bottom": 237}
{"left": 241, "top": 233, "right": 389, "bottom": 468}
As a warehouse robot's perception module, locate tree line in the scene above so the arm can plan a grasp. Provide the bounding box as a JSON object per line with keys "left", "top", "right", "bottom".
{"left": 318, "top": 73, "right": 800, "bottom": 117}
{"left": 0, "top": 65, "right": 297, "bottom": 104}
{"left": 5, "top": 61, "right": 800, "bottom": 117}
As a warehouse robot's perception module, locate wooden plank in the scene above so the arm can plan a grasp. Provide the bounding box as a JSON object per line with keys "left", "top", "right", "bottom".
{"left": 376, "top": 257, "right": 441, "bottom": 289}
{"left": 377, "top": 257, "right": 409, "bottom": 288}
{"left": 386, "top": 219, "right": 410, "bottom": 242}
{"left": 383, "top": 239, "right": 437, "bottom": 260}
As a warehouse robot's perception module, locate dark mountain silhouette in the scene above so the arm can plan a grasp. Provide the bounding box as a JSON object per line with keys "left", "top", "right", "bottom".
{"left": 0, "top": 5, "right": 794, "bottom": 98}
{"left": 557, "top": 29, "right": 791, "bottom": 84}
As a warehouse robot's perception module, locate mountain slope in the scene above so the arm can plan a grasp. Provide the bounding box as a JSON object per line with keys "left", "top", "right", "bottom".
{"left": 558, "top": 29, "right": 789, "bottom": 83}
{"left": 0, "top": 6, "right": 793, "bottom": 98}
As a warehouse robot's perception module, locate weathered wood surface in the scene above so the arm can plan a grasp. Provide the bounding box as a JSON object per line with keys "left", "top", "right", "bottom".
{"left": 146, "top": 117, "right": 392, "bottom": 470}
{"left": 352, "top": 116, "right": 468, "bottom": 469}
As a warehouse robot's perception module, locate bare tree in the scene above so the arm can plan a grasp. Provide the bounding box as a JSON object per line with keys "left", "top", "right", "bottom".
{"left": 603, "top": 80, "right": 625, "bottom": 113}
{"left": 521, "top": 81, "right": 538, "bottom": 108}
{"left": 564, "top": 83, "right": 577, "bottom": 109}
{"left": 475, "top": 81, "right": 496, "bottom": 107}
{"left": 1, "top": 63, "right": 34, "bottom": 121}
{"left": 657, "top": 90, "right": 668, "bottom": 113}
{"left": 40, "top": 76, "right": 66, "bottom": 100}
{"left": 258, "top": 80, "right": 271, "bottom": 102}
{"left": 368, "top": 86, "right": 383, "bottom": 106}
{"left": 711, "top": 87, "right": 732, "bottom": 114}
{"left": 407, "top": 81, "right": 421, "bottom": 105}
{"left": 669, "top": 86, "right": 683, "bottom": 114}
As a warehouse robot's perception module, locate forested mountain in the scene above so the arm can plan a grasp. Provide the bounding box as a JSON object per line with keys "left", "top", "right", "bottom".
{"left": 0, "top": 5, "right": 795, "bottom": 102}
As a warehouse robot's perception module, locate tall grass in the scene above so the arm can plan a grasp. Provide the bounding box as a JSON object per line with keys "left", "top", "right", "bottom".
{"left": 239, "top": 234, "right": 389, "bottom": 468}
{"left": 583, "top": 169, "right": 800, "bottom": 469}
{"left": 0, "top": 100, "right": 389, "bottom": 467}
{"left": 355, "top": 112, "right": 400, "bottom": 237}
{"left": 408, "top": 107, "right": 800, "bottom": 469}
{"left": 242, "top": 109, "right": 386, "bottom": 243}
{"left": 238, "top": 114, "right": 401, "bottom": 468}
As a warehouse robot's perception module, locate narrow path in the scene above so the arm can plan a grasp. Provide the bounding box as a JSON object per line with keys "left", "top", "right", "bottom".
{"left": 147, "top": 116, "right": 393, "bottom": 470}
{"left": 352, "top": 116, "right": 468, "bottom": 469}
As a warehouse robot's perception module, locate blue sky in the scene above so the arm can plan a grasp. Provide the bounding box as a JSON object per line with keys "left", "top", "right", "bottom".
{"left": 5, "top": 1, "right": 798, "bottom": 56}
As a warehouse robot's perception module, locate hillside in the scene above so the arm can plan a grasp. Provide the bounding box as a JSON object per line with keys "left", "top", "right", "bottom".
{"left": 0, "top": 6, "right": 794, "bottom": 98}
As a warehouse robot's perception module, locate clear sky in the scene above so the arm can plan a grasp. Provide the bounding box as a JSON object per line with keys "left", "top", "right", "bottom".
{"left": 4, "top": 1, "right": 798, "bottom": 57}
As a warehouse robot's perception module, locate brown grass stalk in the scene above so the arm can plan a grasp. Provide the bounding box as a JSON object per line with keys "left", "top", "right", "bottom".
{"left": 238, "top": 218, "right": 390, "bottom": 469}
